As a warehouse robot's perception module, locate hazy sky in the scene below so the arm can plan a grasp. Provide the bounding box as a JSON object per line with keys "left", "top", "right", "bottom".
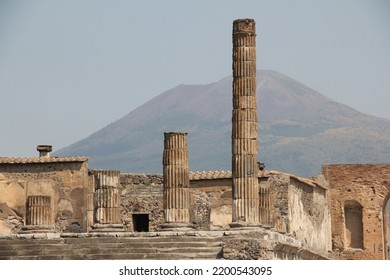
{"left": 1, "top": 0, "right": 389, "bottom": 157}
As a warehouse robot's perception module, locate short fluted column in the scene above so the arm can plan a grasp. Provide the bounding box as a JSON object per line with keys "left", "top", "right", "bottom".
{"left": 161, "top": 132, "right": 193, "bottom": 231}
{"left": 90, "top": 170, "right": 124, "bottom": 232}
{"left": 259, "top": 183, "right": 273, "bottom": 228}
{"left": 21, "top": 195, "right": 54, "bottom": 233}
{"left": 230, "top": 18, "right": 260, "bottom": 228}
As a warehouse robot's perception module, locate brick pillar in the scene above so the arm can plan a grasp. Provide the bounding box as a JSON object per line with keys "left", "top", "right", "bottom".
{"left": 230, "top": 18, "right": 260, "bottom": 228}
{"left": 90, "top": 170, "right": 124, "bottom": 232}
{"left": 21, "top": 195, "right": 54, "bottom": 233}
{"left": 161, "top": 132, "right": 192, "bottom": 231}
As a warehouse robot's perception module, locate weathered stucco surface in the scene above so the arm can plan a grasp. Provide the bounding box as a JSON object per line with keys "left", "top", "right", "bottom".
{"left": 116, "top": 171, "right": 332, "bottom": 257}
{"left": 288, "top": 178, "right": 331, "bottom": 254}
{"left": 323, "top": 163, "right": 390, "bottom": 260}
{"left": 0, "top": 159, "right": 89, "bottom": 233}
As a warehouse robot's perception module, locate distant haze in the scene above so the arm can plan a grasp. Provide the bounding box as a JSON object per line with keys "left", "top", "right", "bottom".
{"left": 57, "top": 70, "right": 390, "bottom": 177}
{"left": 0, "top": 1, "right": 390, "bottom": 158}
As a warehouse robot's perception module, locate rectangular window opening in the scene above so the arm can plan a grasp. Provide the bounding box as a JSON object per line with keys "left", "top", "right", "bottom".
{"left": 132, "top": 213, "right": 149, "bottom": 232}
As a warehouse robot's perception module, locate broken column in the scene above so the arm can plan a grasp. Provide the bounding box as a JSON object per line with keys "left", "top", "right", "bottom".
{"left": 161, "top": 132, "right": 192, "bottom": 231}
{"left": 259, "top": 183, "right": 273, "bottom": 228}
{"left": 230, "top": 18, "right": 260, "bottom": 228}
{"left": 90, "top": 170, "right": 124, "bottom": 232}
{"left": 21, "top": 195, "right": 54, "bottom": 233}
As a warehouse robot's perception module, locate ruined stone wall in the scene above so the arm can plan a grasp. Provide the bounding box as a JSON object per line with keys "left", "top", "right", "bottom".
{"left": 287, "top": 178, "right": 331, "bottom": 254}
{"left": 222, "top": 230, "right": 331, "bottom": 260}
{"left": 119, "top": 174, "right": 164, "bottom": 232}
{"left": 117, "top": 171, "right": 331, "bottom": 254}
{"left": 119, "top": 174, "right": 232, "bottom": 231}
{"left": 323, "top": 164, "right": 390, "bottom": 260}
{"left": 190, "top": 178, "right": 232, "bottom": 230}
{"left": 0, "top": 161, "right": 89, "bottom": 233}
{"left": 260, "top": 173, "right": 332, "bottom": 254}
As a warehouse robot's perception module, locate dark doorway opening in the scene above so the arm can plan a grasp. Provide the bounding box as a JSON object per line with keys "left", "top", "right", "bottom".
{"left": 133, "top": 214, "right": 149, "bottom": 232}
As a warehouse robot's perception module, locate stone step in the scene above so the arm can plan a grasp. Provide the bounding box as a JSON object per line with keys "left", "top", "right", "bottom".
{"left": 0, "top": 247, "right": 222, "bottom": 260}
{"left": 0, "top": 238, "right": 222, "bottom": 248}
{"left": 63, "top": 236, "right": 222, "bottom": 243}
{"left": 0, "top": 243, "right": 222, "bottom": 253}
{"left": 0, "top": 245, "right": 221, "bottom": 256}
{"left": 83, "top": 252, "right": 221, "bottom": 260}
{"left": 0, "top": 239, "right": 65, "bottom": 245}
{"left": 0, "top": 236, "right": 223, "bottom": 260}
{"left": 0, "top": 251, "right": 220, "bottom": 260}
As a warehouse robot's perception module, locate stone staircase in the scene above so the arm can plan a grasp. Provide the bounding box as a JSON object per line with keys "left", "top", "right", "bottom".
{"left": 0, "top": 235, "right": 223, "bottom": 260}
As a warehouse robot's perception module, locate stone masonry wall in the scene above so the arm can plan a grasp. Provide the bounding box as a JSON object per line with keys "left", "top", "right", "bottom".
{"left": 261, "top": 173, "right": 331, "bottom": 254}
{"left": 119, "top": 174, "right": 164, "bottom": 232}
{"left": 119, "top": 174, "right": 231, "bottom": 231}
{"left": 223, "top": 230, "right": 330, "bottom": 260}
{"left": 323, "top": 164, "right": 390, "bottom": 260}
{"left": 0, "top": 161, "right": 89, "bottom": 233}
{"left": 190, "top": 178, "right": 232, "bottom": 230}
{"left": 287, "top": 177, "right": 331, "bottom": 254}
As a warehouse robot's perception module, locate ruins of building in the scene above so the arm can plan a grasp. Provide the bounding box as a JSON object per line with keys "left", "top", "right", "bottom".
{"left": 0, "top": 18, "right": 389, "bottom": 260}
{"left": 323, "top": 164, "right": 390, "bottom": 260}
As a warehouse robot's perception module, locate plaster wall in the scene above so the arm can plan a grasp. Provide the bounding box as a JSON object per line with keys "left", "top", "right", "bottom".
{"left": 323, "top": 164, "right": 390, "bottom": 260}
{"left": 287, "top": 178, "right": 331, "bottom": 254}
{"left": 0, "top": 160, "right": 89, "bottom": 233}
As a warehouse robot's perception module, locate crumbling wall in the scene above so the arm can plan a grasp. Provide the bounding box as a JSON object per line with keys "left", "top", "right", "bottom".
{"left": 267, "top": 174, "right": 289, "bottom": 233}
{"left": 0, "top": 202, "right": 23, "bottom": 233}
{"left": 119, "top": 175, "right": 232, "bottom": 231}
{"left": 119, "top": 174, "right": 232, "bottom": 231}
{"left": 260, "top": 172, "right": 331, "bottom": 254}
{"left": 0, "top": 160, "right": 89, "bottom": 233}
{"left": 323, "top": 164, "right": 390, "bottom": 260}
{"left": 288, "top": 177, "right": 331, "bottom": 254}
{"left": 120, "top": 174, "right": 164, "bottom": 231}
{"left": 190, "top": 178, "right": 232, "bottom": 230}
{"left": 222, "top": 230, "right": 330, "bottom": 260}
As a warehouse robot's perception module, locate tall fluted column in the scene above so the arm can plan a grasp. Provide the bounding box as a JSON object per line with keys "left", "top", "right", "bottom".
{"left": 90, "top": 170, "right": 124, "bottom": 232}
{"left": 161, "top": 132, "right": 192, "bottom": 231}
{"left": 230, "top": 18, "right": 260, "bottom": 228}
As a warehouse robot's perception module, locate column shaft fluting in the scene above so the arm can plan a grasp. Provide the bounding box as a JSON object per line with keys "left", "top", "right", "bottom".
{"left": 26, "top": 195, "right": 51, "bottom": 226}
{"left": 161, "top": 132, "right": 192, "bottom": 230}
{"left": 93, "top": 170, "right": 121, "bottom": 224}
{"left": 259, "top": 184, "right": 273, "bottom": 227}
{"left": 90, "top": 170, "right": 123, "bottom": 231}
{"left": 231, "top": 18, "right": 260, "bottom": 227}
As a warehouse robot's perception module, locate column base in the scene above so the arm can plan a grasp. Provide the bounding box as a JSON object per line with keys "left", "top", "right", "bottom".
{"left": 160, "top": 222, "right": 193, "bottom": 231}
{"left": 19, "top": 225, "right": 55, "bottom": 234}
{"left": 229, "top": 221, "right": 261, "bottom": 230}
{"left": 90, "top": 223, "right": 125, "bottom": 232}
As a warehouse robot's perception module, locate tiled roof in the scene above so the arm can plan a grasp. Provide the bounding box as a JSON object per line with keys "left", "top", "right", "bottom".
{"left": 189, "top": 170, "right": 267, "bottom": 180}
{"left": 262, "top": 170, "right": 327, "bottom": 189}
{"left": 0, "top": 157, "right": 88, "bottom": 164}
{"left": 189, "top": 170, "right": 232, "bottom": 180}
{"left": 189, "top": 169, "right": 325, "bottom": 189}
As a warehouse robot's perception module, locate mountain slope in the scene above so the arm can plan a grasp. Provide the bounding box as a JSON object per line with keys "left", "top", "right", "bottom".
{"left": 56, "top": 70, "right": 390, "bottom": 177}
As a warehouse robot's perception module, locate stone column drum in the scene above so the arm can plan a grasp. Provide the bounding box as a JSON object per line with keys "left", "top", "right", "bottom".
{"left": 161, "top": 132, "right": 192, "bottom": 231}
{"left": 90, "top": 170, "right": 124, "bottom": 232}
{"left": 230, "top": 18, "right": 260, "bottom": 228}
{"left": 259, "top": 184, "right": 273, "bottom": 228}
{"left": 21, "top": 195, "right": 54, "bottom": 233}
